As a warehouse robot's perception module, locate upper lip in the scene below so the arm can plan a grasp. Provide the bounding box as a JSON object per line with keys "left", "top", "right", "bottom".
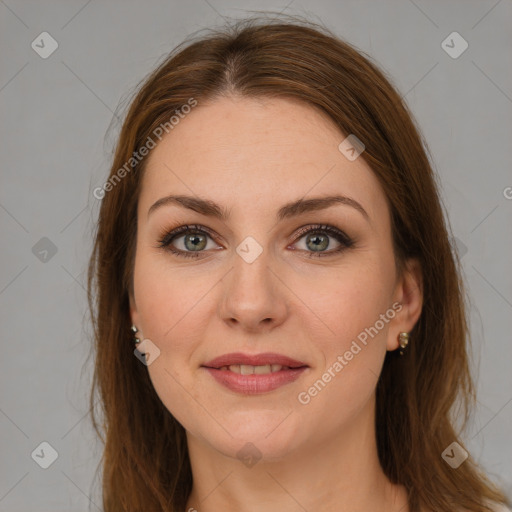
{"left": 202, "top": 352, "right": 308, "bottom": 369}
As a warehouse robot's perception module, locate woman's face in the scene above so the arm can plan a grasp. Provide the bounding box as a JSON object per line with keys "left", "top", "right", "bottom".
{"left": 130, "top": 95, "right": 421, "bottom": 461}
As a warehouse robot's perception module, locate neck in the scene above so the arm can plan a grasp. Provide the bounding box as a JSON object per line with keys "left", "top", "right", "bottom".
{"left": 184, "top": 396, "right": 409, "bottom": 512}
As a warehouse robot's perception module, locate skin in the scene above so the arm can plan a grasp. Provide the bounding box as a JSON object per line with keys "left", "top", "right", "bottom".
{"left": 129, "top": 95, "right": 423, "bottom": 512}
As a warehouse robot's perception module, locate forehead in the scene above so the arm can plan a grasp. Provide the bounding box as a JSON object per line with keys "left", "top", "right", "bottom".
{"left": 139, "top": 96, "right": 387, "bottom": 224}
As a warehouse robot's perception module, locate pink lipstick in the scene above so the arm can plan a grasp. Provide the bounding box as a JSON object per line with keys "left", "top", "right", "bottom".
{"left": 202, "top": 352, "right": 309, "bottom": 395}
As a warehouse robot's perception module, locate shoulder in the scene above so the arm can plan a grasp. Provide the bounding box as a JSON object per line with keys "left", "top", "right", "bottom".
{"left": 492, "top": 505, "right": 512, "bottom": 512}
{"left": 455, "top": 503, "right": 511, "bottom": 512}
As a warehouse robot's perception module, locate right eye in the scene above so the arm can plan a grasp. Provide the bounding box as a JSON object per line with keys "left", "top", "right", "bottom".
{"left": 157, "top": 224, "right": 222, "bottom": 259}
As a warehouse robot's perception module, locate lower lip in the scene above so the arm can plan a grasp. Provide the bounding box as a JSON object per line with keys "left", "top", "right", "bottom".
{"left": 203, "top": 367, "right": 308, "bottom": 394}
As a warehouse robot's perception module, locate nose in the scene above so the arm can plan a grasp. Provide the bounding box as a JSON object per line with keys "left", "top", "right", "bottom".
{"left": 218, "top": 247, "right": 288, "bottom": 333}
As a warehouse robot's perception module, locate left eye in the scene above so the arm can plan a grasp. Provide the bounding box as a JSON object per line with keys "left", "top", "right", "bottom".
{"left": 157, "top": 224, "right": 353, "bottom": 259}
{"left": 291, "top": 224, "right": 354, "bottom": 258}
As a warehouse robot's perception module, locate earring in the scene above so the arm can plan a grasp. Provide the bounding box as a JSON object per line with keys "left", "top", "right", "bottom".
{"left": 131, "top": 325, "right": 141, "bottom": 345}
{"left": 398, "top": 332, "right": 409, "bottom": 356}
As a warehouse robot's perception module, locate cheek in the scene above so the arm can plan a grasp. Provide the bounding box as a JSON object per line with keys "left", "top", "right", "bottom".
{"left": 295, "top": 256, "right": 395, "bottom": 344}
{"left": 293, "top": 258, "right": 394, "bottom": 407}
{"left": 133, "top": 249, "right": 213, "bottom": 341}
{"left": 132, "top": 252, "right": 211, "bottom": 429}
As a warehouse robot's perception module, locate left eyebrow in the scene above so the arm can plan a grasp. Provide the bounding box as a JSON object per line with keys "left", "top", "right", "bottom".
{"left": 147, "top": 194, "right": 370, "bottom": 224}
{"left": 276, "top": 195, "right": 370, "bottom": 223}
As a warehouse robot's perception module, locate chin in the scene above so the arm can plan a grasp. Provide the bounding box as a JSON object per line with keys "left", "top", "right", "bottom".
{"left": 196, "top": 410, "right": 306, "bottom": 463}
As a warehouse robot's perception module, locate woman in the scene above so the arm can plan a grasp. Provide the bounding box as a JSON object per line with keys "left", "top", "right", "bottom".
{"left": 87, "top": 15, "right": 510, "bottom": 512}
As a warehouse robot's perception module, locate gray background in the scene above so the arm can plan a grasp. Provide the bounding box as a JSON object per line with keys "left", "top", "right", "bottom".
{"left": 1, "top": 0, "right": 511, "bottom": 510}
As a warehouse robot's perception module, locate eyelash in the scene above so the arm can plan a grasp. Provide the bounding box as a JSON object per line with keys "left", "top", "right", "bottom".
{"left": 156, "top": 223, "right": 354, "bottom": 259}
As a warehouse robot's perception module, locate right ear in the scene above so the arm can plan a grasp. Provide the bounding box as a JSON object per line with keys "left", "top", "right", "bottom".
{"left": 129, "top": 292, "right": 140, "bottom": 330}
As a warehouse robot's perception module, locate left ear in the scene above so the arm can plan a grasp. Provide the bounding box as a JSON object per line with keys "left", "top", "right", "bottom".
{"left": 387, "top": 258, "right": 423, "bottom": 351}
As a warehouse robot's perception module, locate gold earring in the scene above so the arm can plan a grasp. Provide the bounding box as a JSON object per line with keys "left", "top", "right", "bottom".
{"left": 131, "top": 325, "right": 141, "bottom": 345}
{"left": 398, "top": 332, "right": 409, "bottom": 356}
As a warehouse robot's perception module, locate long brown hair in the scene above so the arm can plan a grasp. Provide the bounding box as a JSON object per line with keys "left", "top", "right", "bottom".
{"left": 87, "top": 14, "right": 510, "bottom": 512}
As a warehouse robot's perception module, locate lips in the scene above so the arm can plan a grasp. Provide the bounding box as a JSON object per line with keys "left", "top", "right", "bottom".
{"left": 201, "top": 352, "right": 309, "bottom": 395}
{"left": 203, "top": 352, "right": 307, "bottom": 369}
